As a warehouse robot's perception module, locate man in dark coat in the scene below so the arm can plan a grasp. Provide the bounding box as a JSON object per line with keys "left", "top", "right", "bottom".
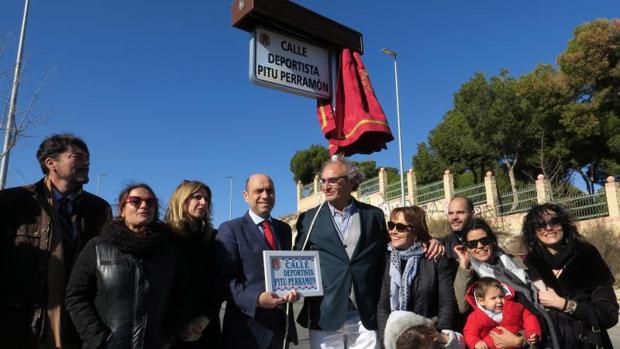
{"left": 215, "top": 174, "right": 298, "bottom": 349}
{"left": 295, "top": 159, "right": 389, "bottom": 349}
{"left": 0, "top": 134, "right": 111, "bottom": 348}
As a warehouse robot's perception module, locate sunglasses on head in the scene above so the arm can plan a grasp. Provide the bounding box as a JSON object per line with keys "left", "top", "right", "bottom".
{"left": 535, "top": 216, "right": 561, "bottom": 230}
{"left": 387, "top": 221, "right": 413, "bottom": 233}
{"left": 125, "top": 196, "right": 157, "bottom": 208}
{"left": 464, "top": 236, "right": 495, "bottom": 249}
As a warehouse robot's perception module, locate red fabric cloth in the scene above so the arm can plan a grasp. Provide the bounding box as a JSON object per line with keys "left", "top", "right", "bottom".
{"left": 316, "top": 48, "right": 394, "bottom": 156}
{"left": 261, "top": 220, "right": 277, "bottom": 250}
{"left": 463, "top": 283, "right": 541, "bottom": 349}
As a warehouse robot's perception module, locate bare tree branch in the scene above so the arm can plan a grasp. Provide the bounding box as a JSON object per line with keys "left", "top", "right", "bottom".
{"left": 0, "top": 39, "right": 54, "bottom": 161}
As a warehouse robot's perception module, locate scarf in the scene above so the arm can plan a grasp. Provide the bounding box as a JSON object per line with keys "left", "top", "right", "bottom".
{"left": 470, "top": 249, "right": 541, "bottom": 304}
{"left": 470, "top": 250, "right": 528, "bottom": 285}
{"left": 183, "top": 219, "right": 215, "bottom": 242}
{"left": 101, "top": 221, "right": 169, "bottom": 257}
{"left": 388, "top": 242, "right": 425, "bottom": 311}
{"left": 534, "top": 238, "right": 577, "bottom": 270}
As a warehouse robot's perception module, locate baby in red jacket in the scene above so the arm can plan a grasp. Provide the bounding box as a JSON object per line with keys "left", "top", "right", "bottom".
{"left": 463, "top": 277, "right": 541, "bottom": 349}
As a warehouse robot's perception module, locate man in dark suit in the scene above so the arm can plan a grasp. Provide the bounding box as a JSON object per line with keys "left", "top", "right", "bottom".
{"left": 215, "top": 174, "right": 298, "bottom": 349}
{"left": 295, "top": 159, "right": 389, "bottom": 349}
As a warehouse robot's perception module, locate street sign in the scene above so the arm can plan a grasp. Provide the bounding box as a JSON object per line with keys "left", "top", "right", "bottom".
{"left": 250, "top": 27, "right": 331, "bottom": 99}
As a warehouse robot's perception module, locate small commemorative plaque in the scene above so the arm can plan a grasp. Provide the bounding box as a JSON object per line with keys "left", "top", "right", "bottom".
{"left": 263, "top": 250, "right": 323, "bottom": 297}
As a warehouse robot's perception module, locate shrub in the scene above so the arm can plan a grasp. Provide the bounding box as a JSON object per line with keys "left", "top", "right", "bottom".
{"left": 580, "top": 223, "right": 620, "bottom": 287}
{"left": 427, "top": 218, "right": 450, "bottom": 238}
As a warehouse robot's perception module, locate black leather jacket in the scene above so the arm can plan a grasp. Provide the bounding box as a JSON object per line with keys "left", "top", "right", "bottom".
{"left": 66, "top": 222, "right": 186, "bottom": 349}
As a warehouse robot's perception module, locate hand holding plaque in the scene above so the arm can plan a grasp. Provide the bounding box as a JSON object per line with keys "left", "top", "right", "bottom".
{"left": 263, "top": 251, "right": 323, "bottom": 297}
{"left": 257, "top": 289, "right": 299, "bottom": 308}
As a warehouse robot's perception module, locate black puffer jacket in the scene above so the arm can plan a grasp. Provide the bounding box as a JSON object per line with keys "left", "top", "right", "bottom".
{"left": 65, "top": 221, "right": 186, "bottom": 349}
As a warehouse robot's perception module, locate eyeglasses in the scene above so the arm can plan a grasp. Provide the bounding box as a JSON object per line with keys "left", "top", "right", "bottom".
{"left": 464, "top": 236, "right": 495, "bottom": 250}
{"left": 535, "top": 217, "right": 561, "bottom": 230}
{"left": 320, "top": 176, "right": 348, "bottom": 186}
{"left": 125, "top": 196, "right": 157, "bottom": 208}
{"left": 387, "top": 221, "right": 413, "bottom": 233}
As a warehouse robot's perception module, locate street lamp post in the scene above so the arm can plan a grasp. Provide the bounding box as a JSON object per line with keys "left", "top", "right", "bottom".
{"left": 96, "top": 172, "right": 108, "bottom": 196}
{"left": 0, "top": 0, "right": 31, "bottom": 189}
{"left": 381, "top": 48, "right": 406, "bottom": 206}
{"left": 226, "top": 176, "right": 233, "bottom": 220}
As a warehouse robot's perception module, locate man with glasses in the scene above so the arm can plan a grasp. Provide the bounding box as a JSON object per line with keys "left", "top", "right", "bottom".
{"left": 295, "top": 159, "right": 389, "bottom": 349}
{"left": 0, "top": 134, "right": 111, "bottom": 348}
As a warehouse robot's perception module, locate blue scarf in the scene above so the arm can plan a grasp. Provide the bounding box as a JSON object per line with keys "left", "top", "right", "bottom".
{"left": 388, "top": 242, "right": 425, "bottom": 311}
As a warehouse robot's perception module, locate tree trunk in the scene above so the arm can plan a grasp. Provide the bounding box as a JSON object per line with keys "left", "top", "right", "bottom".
{"left": 470, "top": 168, "right": 479, "bottom": 184}
{"left": 503, "top": 152, "right": 519, "bottom": 211}
{"left": 508, "top": 164, "right": 519, "bottom": 211}
{"left": 576, "top": 167, "right": 594, "bottom": 194}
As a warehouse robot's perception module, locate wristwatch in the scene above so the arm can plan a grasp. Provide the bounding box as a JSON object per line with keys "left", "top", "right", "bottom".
{"left": 563, "top": 298, "right": 577, "bottom": 314}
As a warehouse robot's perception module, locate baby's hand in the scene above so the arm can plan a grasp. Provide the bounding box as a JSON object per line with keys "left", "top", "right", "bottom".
{"left": 527, "top": 333, "right": 539, "bottom": 344}
{"left": 474, "top": 340, "right": 489, "bottom": 349}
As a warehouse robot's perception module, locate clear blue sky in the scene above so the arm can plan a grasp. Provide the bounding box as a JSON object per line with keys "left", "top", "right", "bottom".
{"left": 1, "top": 0, "right": 617, "bottom": 226}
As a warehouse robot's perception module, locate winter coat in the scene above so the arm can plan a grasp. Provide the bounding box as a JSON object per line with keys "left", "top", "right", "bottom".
{"left": 0, "top": 178, "right": 110, "bottom": 348}
{"left": 524, "top": 241, "right": 618, "bottom": 349}
{"left": 295, "top": 200, "right": 389, "bottom": 332}
{"left": 454, "top": 253, "right": 559, "bottom": 349}
{"left": 65, "top": 222, "right": 187, "bottom": 349}
{"left": 454, "top": 253, "right": 531, "bottom": 314}
{"left": 172, "top": 221, "right": 222, "bottom": 349}
{"left": 377, "top": 252, "right": 458, "bottom": 344}
{"left": 463, "top": 283, "right": 541, "bottom": 349}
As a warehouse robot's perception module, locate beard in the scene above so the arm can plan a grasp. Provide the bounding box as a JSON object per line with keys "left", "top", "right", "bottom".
{"left": 75, "top": 176, "right": 89, "bottom": 184}
{"left": 58, "top": 170, "right": 89, "bottom": 186}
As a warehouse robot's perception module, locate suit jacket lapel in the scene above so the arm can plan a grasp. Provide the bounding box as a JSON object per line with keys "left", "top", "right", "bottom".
{"left": 272, "top": 220, "right": 289, "bottom": 251}
{"left": 243, "top": 212, "right": 268, "bottom": 249}
{"left": 350, "top": 199, "right": 367, "bottom": 261}
{"left": 317, "top": 203, "right": 349, "bottom": 260}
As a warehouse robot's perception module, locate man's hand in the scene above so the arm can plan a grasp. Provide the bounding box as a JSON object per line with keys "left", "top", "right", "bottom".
{"left": 179, "top": 316, "right": 209, "bottom": 342}
{"left": 258, "top": 292, "right": 286, "bottom": 309}
{"left": 538, "top": 287, "right": 566, "bottom": 310}
{"left": 453, "top": 244, "right": 470, "bottom": 269}
{"left": 424, "top": 238, "right": 445, "bottom": 259}
{"left": 281, "top": 289, "right": 299, "bottom": 303}
{"left": 489, "top": 326, "right": 523, "bottom": 348}
{"left": 258, "top": 289, "right": 300, "bottom": 309}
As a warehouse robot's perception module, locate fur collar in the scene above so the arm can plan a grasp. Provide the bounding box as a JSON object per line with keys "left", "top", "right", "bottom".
{"left": 383, "top": 311, "right": 434, "bottom": 349}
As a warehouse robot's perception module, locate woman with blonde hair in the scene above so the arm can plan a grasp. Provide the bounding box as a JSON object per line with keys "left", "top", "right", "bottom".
{"left": 166, "top": 180, "right": 221, "bottom": 348}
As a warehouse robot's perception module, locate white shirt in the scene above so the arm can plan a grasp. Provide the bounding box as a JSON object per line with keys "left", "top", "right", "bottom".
{"left": 247, "top": 210, "right": 279, "bottom": 249}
